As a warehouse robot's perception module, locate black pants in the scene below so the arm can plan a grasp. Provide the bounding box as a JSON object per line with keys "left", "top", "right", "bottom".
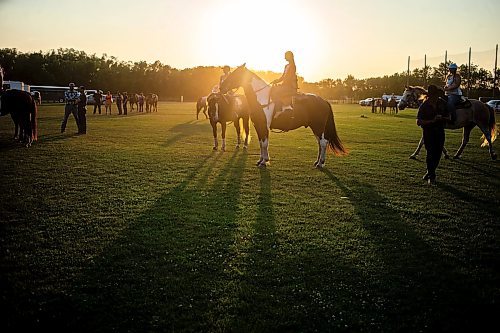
{"left": 423, "top": 126, "right": 445, "bottom": 180}
{"left": 78, "top": 109, "right": 86, "bottom": 134}
{"left": 94, "top": 103, "right": 101, "bottom": 114}
{"left": 123, "top": 103, "right": 128, "bottom": 115}
{"left": 61, "top": 104, "right": 79, "bottom": 133}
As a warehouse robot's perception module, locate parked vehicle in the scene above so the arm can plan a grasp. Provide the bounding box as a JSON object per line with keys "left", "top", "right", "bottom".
{"left": 85, "top": 90, "right": 105, "bottom": 105}
{"left": 359, "top": 97, "right": 373, "bottom": 106}
{"left": 486, "top": 99, "right": 500, "bottom": 112}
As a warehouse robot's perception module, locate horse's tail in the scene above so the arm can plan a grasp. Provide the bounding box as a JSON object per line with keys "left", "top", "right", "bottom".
{"left": 481, "top": 104, "right": 497, "bottom": 147}
{"left": 325, "top": 101, "right": 347, "bottom": 155}
{"left": 30, "top": 96, "right": 38, "bottom": 141}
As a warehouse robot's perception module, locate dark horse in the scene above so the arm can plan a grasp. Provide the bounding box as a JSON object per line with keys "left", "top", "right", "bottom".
{"left": 0, "top": 66, "right": 38, "bottom": 146}
{"left": 399, "top": 86, "right": 497, "bottom": 160}
{"left": 219, "top": 64, "right": 346, "bottom": 167}
{"left": 207, "top": 93, "right": 250, "bottom": 151}
{"left": 196, "top": 95, "right": 208, "bottom": 120}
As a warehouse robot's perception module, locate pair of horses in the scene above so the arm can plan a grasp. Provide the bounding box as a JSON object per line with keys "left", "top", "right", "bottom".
{"left": 0, "top": 66, "right": 38, "bottom": 147}
{"left": 146, "top": 93, "right": 158, "bottom": 112}
{"left": 399, "top": 86, "right": 497, "bottom": 160}
{"left": 211, "top": 65, "right": 346, "bottom": 167}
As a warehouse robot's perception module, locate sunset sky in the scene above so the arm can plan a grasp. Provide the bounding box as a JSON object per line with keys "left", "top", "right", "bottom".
{"left": 1, "top": 0, "right": 499, "bottom": 82}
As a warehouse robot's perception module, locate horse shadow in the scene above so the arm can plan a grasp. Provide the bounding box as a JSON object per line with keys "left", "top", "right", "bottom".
{"left": 317, "top": 168, "right": 498, "bottom": 331}
{"left": 25, "top": 150, "right": 251, "bottom": 332}
{"left": 161, "top": 120, "right": 208, "bottom": 148}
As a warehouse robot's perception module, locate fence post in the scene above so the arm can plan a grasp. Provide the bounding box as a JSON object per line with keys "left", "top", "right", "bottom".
{"left": 494, "top": 44, "right": 498, "bottom": 98}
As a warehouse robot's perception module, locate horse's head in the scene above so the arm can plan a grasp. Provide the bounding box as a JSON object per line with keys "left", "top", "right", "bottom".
{"left": 219, "top": 63, "right": 249, "bottom": 94}
{"left": 398, "top": 86, "right": 426, "bottom": 110}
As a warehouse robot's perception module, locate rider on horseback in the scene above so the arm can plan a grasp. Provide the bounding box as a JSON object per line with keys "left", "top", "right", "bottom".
{"left": 444, "top": 63, "right": 462, "bottom": 123}
{"left": 271, "top": 51, "right": 298, "bottom": 118}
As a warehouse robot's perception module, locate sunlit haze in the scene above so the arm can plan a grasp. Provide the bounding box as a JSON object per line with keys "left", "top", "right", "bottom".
{"left": 1, "top": 0, "right": 499, "bottom": 81}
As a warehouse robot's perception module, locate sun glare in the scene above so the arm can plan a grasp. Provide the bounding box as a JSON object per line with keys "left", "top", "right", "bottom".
{"left": 200, "top": 0, "right": 323, "bottom": 80}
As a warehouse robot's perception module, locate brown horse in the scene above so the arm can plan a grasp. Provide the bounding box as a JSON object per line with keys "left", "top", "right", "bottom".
{"left": 219, "top": 64, "right": 346, "bottom": 168}
{"left": 129, "top": 93, "right": 138, "bottom": 111}
{"left": 146, "top": 93, "right": 158, "bottom": 112}
{"left": 196, "top": 96, "right": 208, "bottom": 120}
{"left": 0, "top": 66, "right": 38, "bottom": 147}
{"left": 207, "top": 93, "right": 250, "bottom": 151}
{"left": 399, "top": 86, "right": 497, "bottom": 160}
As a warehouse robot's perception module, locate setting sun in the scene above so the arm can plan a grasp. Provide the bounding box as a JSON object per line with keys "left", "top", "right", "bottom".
{"left": 198, "top": 0, "right": 324, "bottom": 79}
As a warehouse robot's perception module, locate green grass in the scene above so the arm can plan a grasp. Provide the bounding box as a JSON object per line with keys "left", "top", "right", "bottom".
{"left": 1, "top": 103, "right": 499, "bottom": 332}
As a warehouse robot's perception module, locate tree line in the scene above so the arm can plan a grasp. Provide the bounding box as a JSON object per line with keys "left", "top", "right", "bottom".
{"left": 1, "top": 48, "right": 498, "bottom": 101}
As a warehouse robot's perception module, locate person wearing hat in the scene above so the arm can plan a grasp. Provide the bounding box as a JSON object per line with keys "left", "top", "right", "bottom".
{"left": 77, "top": 86, "right": 87, "bottom": 134}
{"left": 270, "top": 50, "right": 298, "bottom": 118}
{"left": 444, "top": 63, "right": 462, "bottom": 122}
{"left": 61, "top": 82, "right": 80, "bottom": 133}
{"left": 416, "top": 85, "right": 447, "bottom": 185}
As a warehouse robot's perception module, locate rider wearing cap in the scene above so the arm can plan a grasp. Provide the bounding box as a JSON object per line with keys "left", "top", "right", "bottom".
{"left": 271, "top": 51, "right": 298, "bottom": 117}
{"left": 444, "top": 63, "right": 462, "bottom": 122}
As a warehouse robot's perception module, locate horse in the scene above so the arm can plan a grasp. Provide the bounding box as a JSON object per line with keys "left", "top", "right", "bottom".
{"left": 207, "top": 93, "right": 250, "bottom": 151}
{"left": 151, "top": 94, "right": 158, "bottom": 112}
{"left": 196, "top": 96, "right": 208, "bottom": 120}
{"left": 219, "top": 64, "right": 346, "bottom": 168}
{"left": 0, "top": 89, "right": 38, "bottom": 147}
{"left": 0, "top": 66, "right": 38, "bottom": 147}
{"left": 145, "top": 93, "right": 158, "bottom": 112}
{"left": 385, "top": 97, "right": 398, "bottom": 114}
{"left": 399, "top": 86, "right": 497, "bottom": 160}
{"left": 129, "top": 93, "right": 138, "bottom": 111}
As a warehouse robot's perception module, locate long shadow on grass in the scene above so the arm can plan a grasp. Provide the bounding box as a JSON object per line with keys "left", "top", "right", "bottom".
{"left": 162, "top": 120, "right": 207, "bottom": 148}
{"left": 29, "top": 150, "right": 250, "bottom": 332}
{"left": 318, "top": 168, "right": 499, "bottom": 332}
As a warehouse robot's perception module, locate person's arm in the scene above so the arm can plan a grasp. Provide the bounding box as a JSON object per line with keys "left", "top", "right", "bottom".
{"left": 271, "top": 66, "right": 287, "bottom": 84}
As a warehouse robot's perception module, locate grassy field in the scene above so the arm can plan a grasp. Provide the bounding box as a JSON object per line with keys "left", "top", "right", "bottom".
{"left": 1, "top": 102, "right": 499, "bottom": 332}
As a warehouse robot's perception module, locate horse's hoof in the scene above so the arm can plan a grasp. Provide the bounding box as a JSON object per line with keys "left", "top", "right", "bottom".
{"left": 213, "top": 147, "right": 218, "bottom": 151}
{"left": 221, "top": 147, "right": 226, "bottom": 152}
{"left": 453, "top": 155, "right": 461, "bottom": 160}
{"left": 235, "top": 145, "right": 240, "bottom": 149}
{"left": 313, "top": 161, "right": 319, "bottom": 167}
{"left": 243, "top": 145, "right": 248, "bottom": 150}
{"left": 257, "top": 162, "right": 267, "bottom": 168}
{"left": 409, "top": 155, "right": 417, "bottom": 160}
{"left": 491, "top": 153, "right": 497, "bottom": 161}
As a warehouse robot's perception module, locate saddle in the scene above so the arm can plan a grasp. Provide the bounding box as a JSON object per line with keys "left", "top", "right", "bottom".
{"left": 456, "top": 96, "right": 472, "bottom": 109}
{"left": 272, "top": 92, "right": 306, "bottom": 119}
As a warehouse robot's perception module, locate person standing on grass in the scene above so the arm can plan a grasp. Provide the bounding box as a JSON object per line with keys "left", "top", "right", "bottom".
{"left": 416, "top": 85, "right": 447, "bottom": 185}
{"left": 61, "top": 82, "right": 80, "bottom": 133}
{"left": 93, "top": 90, "right": 102, "bottom": 114}
{"left": 138, "top": 92, "right": 145, "bottom": 112}
{"left": 116, "top": 92, "right": 123, "bottom": 115}
{"left": 77, "top": 86, "right": 87, "bottom": 134}
{"left": 105, "top": 91, "right": 113, "bottom": 115}
{"left": 122, "top": 92, "right": 128, "bottom": 115}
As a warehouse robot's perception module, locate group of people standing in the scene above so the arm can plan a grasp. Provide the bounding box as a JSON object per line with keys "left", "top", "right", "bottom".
{"left": 92, "top": 91, "right": 150, "bottom": 115}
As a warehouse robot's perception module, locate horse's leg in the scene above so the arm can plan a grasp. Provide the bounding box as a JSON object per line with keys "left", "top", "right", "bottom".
{"left": 221, "top": 122, "right": 226, "bottom": 152}
{"left": 442, "top": 145, "right": 450, "bottom": 159}
{"left": 212, "top": 122, "right": 218, "bottom": 150}
{"left": 477, "top": 122, "right": 497, "bottom": 160}
{"left": 234, "top": 119, "right": 241, "bottom": 149}
{"left": 314, "top": 135, "right": 321, "bottom": 167}
{"left": 410, "top": 136, "right": 424, "bottom": 159}
{"left": 243, "top": 117, "right": 249, "bottom": 149}
{"left": 259, "top": 136, "right": 270, "bottom": 167}
{"left": 453, "top": 124, "right": 475, "bottom": 159}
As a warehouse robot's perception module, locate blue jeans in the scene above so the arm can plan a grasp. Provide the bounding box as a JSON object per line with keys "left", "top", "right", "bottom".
{"left": 446, "top": 94, "right": 461, "bottom": 122}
